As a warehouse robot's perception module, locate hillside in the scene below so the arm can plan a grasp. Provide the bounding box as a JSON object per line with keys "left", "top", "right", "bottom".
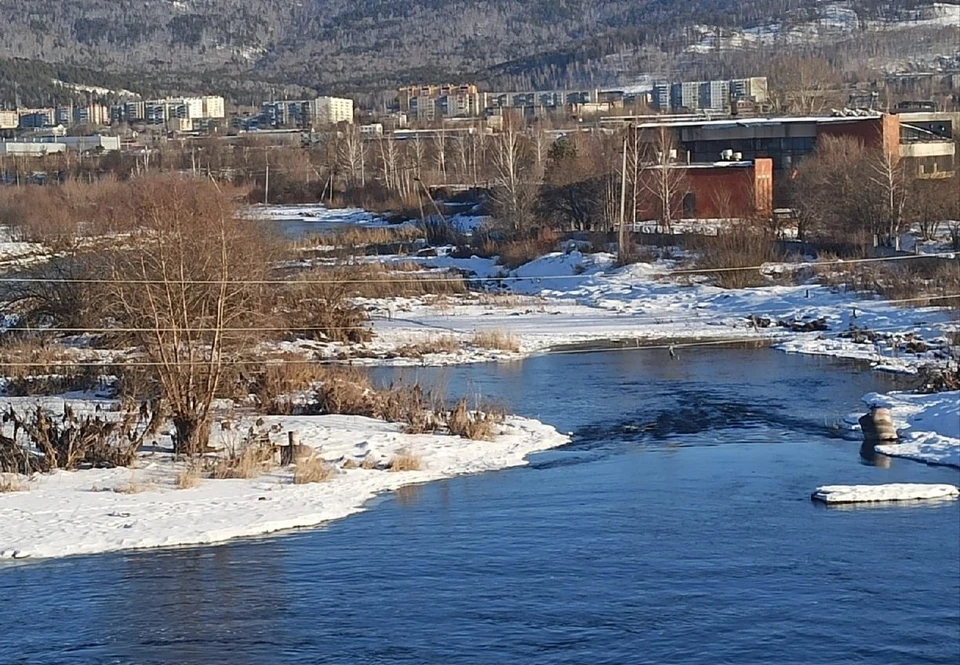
{"left": 0, "top": 0, "right": 957, "bottom": 102}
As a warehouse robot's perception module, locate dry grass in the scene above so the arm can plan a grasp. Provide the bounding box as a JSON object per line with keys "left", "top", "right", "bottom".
{"left": 360, "top": 456, "right": 380, "bottom": 470}
{"left": 496, "top": 230, "right": 562, "bottom": 270}
{"left": 0, "top": 341, "right": 102, "bottom": 396}
{"left": 345, "top": 263, "right": 467, "bottom": 298}
{"left": 692, "top": 227, "right": 782, "bottom": 289}
{"left": 111, "top": 471, "right": 152, "bottom": 494}
{"left": 446, "top": 398, "right": 503, "bottom": 440}
{"left": 341, "top": 457, "right": 359, "bottom": 469}
{"left": 175, "top": 465, "right": 202, "bottom": 489}
{"left": 471, "top": 330, "right": 520, "bottom": 353}
{"left": 817, "top": 257, "right": 960, "bottom": 309}
{"left": 394, "top": 335, "right": 461, "bottom": 358}
{"left": 250, "top": 360, "right": 330, "bottom": 415}
{"left": 0, "top": 474, "right": 28, "bottom": 493}
{"left": 388, "top": 451, "right": 422, "bottom": 472}
{"left": 293, "top": 454, "right": 337, "bottom": 484}
{"left": 210, "top": 444, "right": 276, "bottom": 480}
{"left": 318, "top": 224, "right": 424, "bottom": 250}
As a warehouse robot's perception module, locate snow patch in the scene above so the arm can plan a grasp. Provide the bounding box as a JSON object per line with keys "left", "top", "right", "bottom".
{"left": 812, "top": 483, "right": 959, "bottom": 504}
{"left": 0, "top": 414, "right": 568, "bottom": 560}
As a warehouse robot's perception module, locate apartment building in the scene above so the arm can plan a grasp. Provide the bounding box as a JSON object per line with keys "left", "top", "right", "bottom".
{"left": 653, "top": 77, "right": 768, "bottom": 112}
{"left": 309, "top": 96, "right": 354, "bottom": 125}
{"left": 111, "top": 96, "right": 225, "bottom": 128}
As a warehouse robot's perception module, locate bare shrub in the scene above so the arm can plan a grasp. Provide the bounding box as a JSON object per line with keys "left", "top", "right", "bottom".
{"left": 0, "top": 402, "right": 163, "bottom": 473}
{"left": 388, "top": 451, "right": 422, "bottom": 472}
{"left": 692, "top": 226, "right": 782, "bottom": 289}
{"left": 107, "top": 176, "right": 277, "bottom": 456}
{"left": 293, "top": 454, "right": 337, "bottom": 484}
{"left": 818, "top": 257, "right": 960, "bottom": 309}
{"left": 471, "top": 330, "right": 520, "bottom": 352}
{"left": 360, "top": 455, "right": 380, "bottom": 470}
{"left": 276, "top": 270, "right": 372, "bottom": 344}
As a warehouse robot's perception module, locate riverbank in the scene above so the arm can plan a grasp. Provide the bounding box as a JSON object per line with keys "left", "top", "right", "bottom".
{"left": 0, "top": 412, "right": 568, "bottom": 560}
{"left": 862, "top": 390, "right": 960, "bottom": 468}
{"left": 337, "top": 249, "right": 957, "bottom": 375}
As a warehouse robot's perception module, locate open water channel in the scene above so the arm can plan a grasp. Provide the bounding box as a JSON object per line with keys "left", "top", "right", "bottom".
{"left": 2, "top": 347, "right": 958, "bottom": 664}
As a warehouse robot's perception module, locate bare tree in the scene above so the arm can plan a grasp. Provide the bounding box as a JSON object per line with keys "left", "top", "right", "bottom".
{"left": 490, "top": 120, "right": 535, "bottom": 232}
{"left": 868, "top": 147, "right": 909, "bottom": 247}
{"left": 767, "top": 54, "right": 843, "bottom": 115}
{"left": 639, "top": 126, "right": 686, "bottom": 233}
{"left": 108, "top": 177, "right": 272, "bottom": 455}
{"left": 338, "top": 127, "right": 365, "bottom": 188}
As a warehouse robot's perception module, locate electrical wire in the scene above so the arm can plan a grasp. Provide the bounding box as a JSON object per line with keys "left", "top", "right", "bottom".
{"left": 0, "top": 251, "right": 954, "bottom": 285}
{"left": 0, "top": 318, "right": 954, "bottom": 368}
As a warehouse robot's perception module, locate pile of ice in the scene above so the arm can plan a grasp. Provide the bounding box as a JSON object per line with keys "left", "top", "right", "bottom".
{"left": 812, "top": 483, "right": 959, "bottom": 504}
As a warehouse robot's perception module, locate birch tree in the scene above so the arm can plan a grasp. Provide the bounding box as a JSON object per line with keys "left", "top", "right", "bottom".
{"left": 639, "top": 126, "right": 686, "bottom": 233}
{"left": 490, "top": 122, "right": 535, "bottom": 232}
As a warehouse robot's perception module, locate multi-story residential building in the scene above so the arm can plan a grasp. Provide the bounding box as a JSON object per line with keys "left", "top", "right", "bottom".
{"left": 670, "top": 82, "right": 701, "bottom": 111}
{"left": 398, "top": 84, "right": 479, "bottom": 114}
{"left": 652, "top": 82, "right": 671, "bottom": 111}
{"left": 0, "top": 110, "right": 18, "bottom": 130}
{"left": 308, "top": 96, "right": 354, "bottom": 125}
{"left": 260, "top": 98, "right": 354, "bottom": 128}
{"left": 109, "top": 96, "right": 225, "bottom": 129}
{"left": 699, "top": 80, "right": 730, "bottom": 110}
{"left": 730, "top": 77, "right": 768, "bottom": 103}
{"left": 18, "top": 109, "right": 55, "bottom": 129}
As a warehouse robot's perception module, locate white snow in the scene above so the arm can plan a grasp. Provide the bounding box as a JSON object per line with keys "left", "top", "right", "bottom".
{"left": 859, "top": 390, "right": 960, "bottom": 468}
{"left": 0, "top": 413, "right": 567, "bottom": 560}
{"left": 812, "top": 483, "right": 959, "bottom": 504}
{"left": 358, "top": 250, "right": 958, "bottom": 372}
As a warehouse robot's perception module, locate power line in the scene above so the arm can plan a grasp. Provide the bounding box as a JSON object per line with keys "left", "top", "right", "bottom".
{"left": 5, "top": 293, "right": 960, "bottom": 334}
{"left": 0, "top": 292, "right": 955, "bottom": 336}
{"left": 0, "top": 318, "right": 955, "bottom": 369}
{"left": 0, "top": 251, "right": 954, "bottom": 285}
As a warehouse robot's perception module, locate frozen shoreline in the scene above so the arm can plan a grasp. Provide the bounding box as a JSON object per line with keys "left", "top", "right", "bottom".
{"left": 864, "top": 391, "right": 960, "bottom": 468}
{"left": 345, "top": 249, "right": 957, "bottom": 374}
{"left": 0, "top": 414, "right": 569, "bottom": 561}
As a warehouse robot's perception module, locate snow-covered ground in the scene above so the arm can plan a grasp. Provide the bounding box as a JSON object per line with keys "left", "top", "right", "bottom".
{"left": 0, "top": 413, "right": 568, "bottom": 560}
{"left": 349, "top": 249, "right": 958, "bottom": 373}
{"left": 812, "top": 483, "right": 959, "bottom": 504}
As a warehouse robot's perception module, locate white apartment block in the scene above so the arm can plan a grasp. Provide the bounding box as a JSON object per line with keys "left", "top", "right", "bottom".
{"left": 201, "top": 96, "right": 225, "bottom": 119}
{"left": 309, "top": 96, "right": 354, "bottom": 125}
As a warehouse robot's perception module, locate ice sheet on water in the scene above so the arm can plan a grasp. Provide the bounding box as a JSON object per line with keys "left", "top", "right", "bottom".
{"left": 812, "top": 483, "right": 959, "bottom": 504}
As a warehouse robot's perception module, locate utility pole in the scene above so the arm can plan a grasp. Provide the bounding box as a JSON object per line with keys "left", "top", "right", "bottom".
{"left": 263, "top": 148, "right": 270, "bottom": 204}
{"left": 618, "top": 130, "right": 629, "bottom": 265}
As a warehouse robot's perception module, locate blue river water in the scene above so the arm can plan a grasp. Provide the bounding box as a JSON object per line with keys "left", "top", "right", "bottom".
{"left": 2, "top": 347, "right": 958, "bottom": 664}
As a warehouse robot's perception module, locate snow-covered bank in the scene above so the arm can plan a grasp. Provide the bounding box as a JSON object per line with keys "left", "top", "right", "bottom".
{"left": 812, "top": 483, "right": 959, "bottom": 504}
{"left": 858, "top": 391, "right": 960, "bottom": 468}
{"left": 0, "top": 414, "right": 568, "bottom": 560}
{"left": 359, "top": 249, "right": 957, "bottom": 372}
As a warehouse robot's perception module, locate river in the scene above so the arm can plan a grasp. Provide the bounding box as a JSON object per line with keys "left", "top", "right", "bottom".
{"left": 2, "top": 347, "right": 958, "bottom": 664}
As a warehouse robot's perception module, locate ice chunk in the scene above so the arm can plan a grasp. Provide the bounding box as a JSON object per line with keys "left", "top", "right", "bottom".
{"left": 812, "top": 483, "right": 959, "bottom": 504}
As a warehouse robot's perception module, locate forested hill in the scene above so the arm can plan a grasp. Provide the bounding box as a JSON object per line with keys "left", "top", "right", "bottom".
{"left": 0, "top": 0, "right": 956, "bottom": 103}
